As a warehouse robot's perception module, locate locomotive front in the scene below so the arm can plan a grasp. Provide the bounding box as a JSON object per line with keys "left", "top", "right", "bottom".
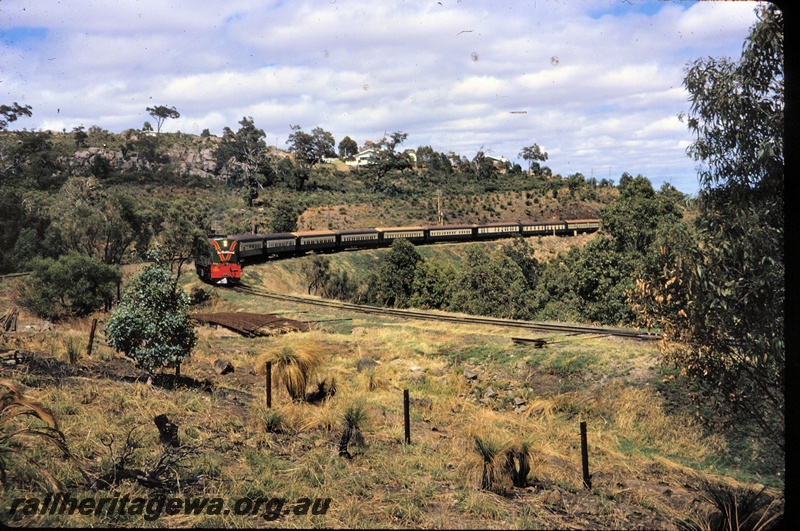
{"left": 196, "top": 237, "right": 242, "bottom": 285}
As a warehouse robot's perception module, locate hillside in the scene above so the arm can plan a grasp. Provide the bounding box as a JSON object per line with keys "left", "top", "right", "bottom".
{"left": 0, "top": 128, "right": 616, "bottom": 243}
{"left": 0, "top": 243, "right": 784, "bottom": 529}
{"left": 243, "top": 233, "right": 600, "bottom": 296}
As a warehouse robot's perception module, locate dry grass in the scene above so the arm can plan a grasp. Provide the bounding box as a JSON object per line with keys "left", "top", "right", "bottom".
{"left": 0, "top": 277, "right": 783, "bottom": 528}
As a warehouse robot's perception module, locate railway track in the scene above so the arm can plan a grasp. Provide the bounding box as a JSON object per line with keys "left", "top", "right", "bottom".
{"left": 232, "top": 284, "right": 662, "bottom": 341}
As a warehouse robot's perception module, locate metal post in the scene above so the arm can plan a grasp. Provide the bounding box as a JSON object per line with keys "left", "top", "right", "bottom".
{"left": 86, "top": 318, "right": 98, "bottom": 357}
{"left": 266, "top": 361, "right": 272, "bottom": 409}
{"left": 580, "top": 421, "right": 592, "bottom": 490}
{"left": 403, "top": 389, "right": 411, "bottom": 444}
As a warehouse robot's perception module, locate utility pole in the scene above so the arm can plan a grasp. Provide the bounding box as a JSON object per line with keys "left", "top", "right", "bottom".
{"left": 436, "top": 189, "right": 443, "bottom": 225}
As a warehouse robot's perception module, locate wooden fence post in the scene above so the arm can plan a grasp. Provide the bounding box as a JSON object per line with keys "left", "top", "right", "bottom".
{"left": 266, "top": 361, "right": 272, "bottom": 409}
{"left": 86, "top": 318, "right": 98, "bottom": 357}
{"left": 403, "top": 389, "right": 411, "bottom": 444}
{"left": 580, "top": 421, "right": 592, "bottom": 490}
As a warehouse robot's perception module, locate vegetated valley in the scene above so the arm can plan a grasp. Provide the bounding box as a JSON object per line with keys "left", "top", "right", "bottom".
{"left": 0, "top": 125, "right": 784, "bottom": 528}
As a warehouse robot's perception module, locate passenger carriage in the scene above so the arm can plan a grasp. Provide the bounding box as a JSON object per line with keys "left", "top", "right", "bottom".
{"left": 425, "top": 224, "right": 475, "bottom": 242}
{"left": 474, "top": 222, "right": 522, "bottom": 239}
{"left": 261, "top": 232, "right": 298, "bottom": 257}
{"left": 565, "top": 219, "right": 602, "bottom": 235}
{"left": 338, "top": 228, "right": 380, "bottom": 249}
{"left": 520, "top": 221, "right": 567, "bottom": 236}
{"left": 375, "top": 226, "right": 426, "bottom": 243}
{"left": 293, "top": 230, "right": 338, "bottom": 252}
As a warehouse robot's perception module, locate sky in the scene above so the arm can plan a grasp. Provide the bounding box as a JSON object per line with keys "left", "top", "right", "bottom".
{"left": 0, "top": 0, "right": 763, "bottom": 194}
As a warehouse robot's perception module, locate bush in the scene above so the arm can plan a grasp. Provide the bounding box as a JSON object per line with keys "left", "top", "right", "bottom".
{"left": 16, "top": 252, "right": 121, "bottom": 320}
{"left": 103, "top": 261, "right": 196, "bottom": 374}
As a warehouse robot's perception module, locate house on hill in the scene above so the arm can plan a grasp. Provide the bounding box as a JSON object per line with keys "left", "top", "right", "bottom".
{"left": 485, "top": 155, "right": 509, "bottom": 168}
{"left": 345, "top": 149, "right": 378, "bottom": 167}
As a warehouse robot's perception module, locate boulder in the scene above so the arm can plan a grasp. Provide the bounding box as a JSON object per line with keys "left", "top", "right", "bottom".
{"left": 213, "top": 358, "right": 234, "bottom": 375}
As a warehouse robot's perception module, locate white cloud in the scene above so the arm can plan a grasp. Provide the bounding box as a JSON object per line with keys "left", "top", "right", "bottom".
{"left": 0, "top": 0, "right": 763, "bottom": 193}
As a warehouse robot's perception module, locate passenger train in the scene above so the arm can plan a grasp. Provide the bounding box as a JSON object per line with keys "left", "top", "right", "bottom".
{"left": 196, "top": 219, "right": 601, "bottom": 285}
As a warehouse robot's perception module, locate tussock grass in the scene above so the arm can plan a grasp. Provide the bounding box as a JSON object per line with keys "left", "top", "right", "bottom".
{"left": 258, "top": 342, "right": 327, "bottom": 401}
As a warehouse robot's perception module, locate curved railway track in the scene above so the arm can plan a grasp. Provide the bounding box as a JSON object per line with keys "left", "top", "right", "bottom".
{"left": 232, "top": 284, "right": 662, "bottom": 341}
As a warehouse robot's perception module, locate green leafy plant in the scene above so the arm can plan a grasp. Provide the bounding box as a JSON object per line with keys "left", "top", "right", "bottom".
{"left": 472, "top": 434, "right": 511, "bottom": 494}
{"left": 339, "top": 401, "right": 367, "bottom": 459}
{"left": 103, "top": 260, "right": 197, "bottom": 375}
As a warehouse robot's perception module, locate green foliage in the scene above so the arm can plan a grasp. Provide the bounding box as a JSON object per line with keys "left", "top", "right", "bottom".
{"left": 103, "top": 261, "right": 197, "bottom": 374}
{"left": 501, "top": 236, "right": 540, "bottom": 291}
{"left": 415, "top": 145, "right": 453, "bottom": 176}
{"left": 360, "top": 131, "right": 411, "bottom": 192}
{"left": 148, "top": 198, "right": 213, "bottom": 280}
{"left": 527, "top": 174, "right": 683, "bottom": 326}
{"left": 303, "top": 255, "right": 332, "bottom": 295}
{"left": 216, "top": 117, "right": 272, "bottom": 195}
{"left": 16, "top": 252, "right": 121, "bottom": 321}
{"left": 273, "top": 157, "right": 308, "bottom": 191}
{"left": 472, "top": 435, "right": 511, "bottom": 494}
{"left": 338, "top": 135, "right": 358, "bottom": 160}
{"left": 343, "top": 401, "right": 367, "bottom": 430}
{"left": 0, "top": 190, "right": 51, "bottom": 274}
{"left": 270, "top": 202, "right": 299, "bottom": 233}
{"left": 374, "top": 238, "right": 422, "bottom": 308}
{"left": 409, "top": 258, "right": 456, "bottom": 310}
{"left": 0, "top": 102, "right": 32, "bottom": 131}
{"left": 601, "top": 174, "right": 682, "bottom": 256}
{"left": 145, "top": 104, "right": 180, "bottom": 134}
{"left": 301, "top": 255, "right": 358, "bottom": 301}
{"left": 46, "top": 177, "right": 147, "bottom": 265}
{"left": 287, "top": 125, "right": 336, "bottom": 166}
{"left": 633, "top": 4, "right": 784, "bottom": 472}
{"left": 571, "top": 236, "right": 637, "bottom": 325}
{"left": 0, "top": 131, "right": 65, "bottom": 190}
{"left": 518, "top": 143, "right": 548, "bottom": 173}
{"left": 531, "top": 249, "right": 582, "bottom": 323}
{"left": 449, "top": 247, "right": 531, "bottom": 320}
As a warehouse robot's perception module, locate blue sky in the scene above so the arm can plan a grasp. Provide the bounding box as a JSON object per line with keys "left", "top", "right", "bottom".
{"left": 0, "top": 0, "right": 763, "bottom": 193}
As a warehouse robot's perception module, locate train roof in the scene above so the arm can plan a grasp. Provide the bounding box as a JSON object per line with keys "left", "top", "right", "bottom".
{"left": 425, "top": 224, "right": 476, "bottom": 230}
{"left": 225, "top": 232, "right": 296, "bottom": 241}
{"left": 261, "top": 232, "right": 298, "bottom": 239}
{"left": 479, "top": 221, "right": 522, "bottom": 227}
{"left": 217, "top": 234, "right": 261, "bottom": 242}
{"left": 564, "top": 218, "right": 601, "bottom": 223}
{"left": 374, "top": 226, "right": 426, "bottom": 232}
{"left": 291, "top": 230, "right": 338, "bottom": 237}
{"left": 337, "top": 228, "right": 379, "bottom": 235}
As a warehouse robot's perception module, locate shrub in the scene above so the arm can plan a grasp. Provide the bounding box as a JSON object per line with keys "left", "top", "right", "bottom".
{"left": 103, "top": 261, "right": 196, "bottom": 375}
{"left": 15, "top": 252, "right": 121, "bottom": 321}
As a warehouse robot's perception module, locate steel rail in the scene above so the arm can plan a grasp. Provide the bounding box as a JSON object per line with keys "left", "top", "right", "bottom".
{"left": 232, "top": 285, "right": 662, "bottom": 341}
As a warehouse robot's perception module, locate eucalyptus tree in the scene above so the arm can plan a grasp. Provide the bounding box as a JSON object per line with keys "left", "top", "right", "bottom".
{"left": 632, "top": 4, "right": 784, "bottom": 470}
{"left": 518, "top": 143, "right": 548, "bottom": 173}
{"left": 145, "top": 105, "right": 180, "bottom": 134}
